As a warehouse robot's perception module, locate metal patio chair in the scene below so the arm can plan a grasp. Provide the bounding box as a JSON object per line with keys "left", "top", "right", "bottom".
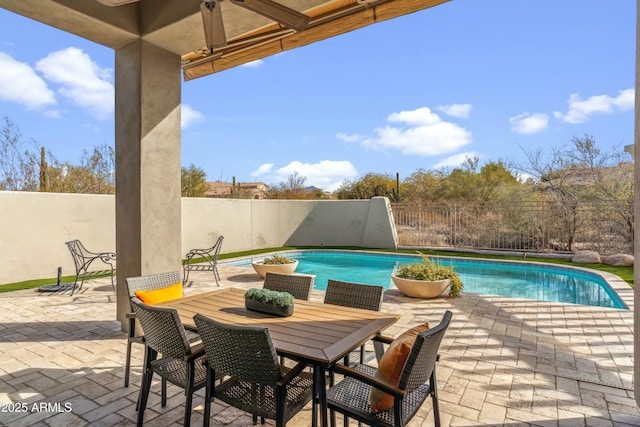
{"left": 65, "top": 239, "right": 116, "bottom": 296}
{"left": 194, "top": 314, "right": 314, "bottom": 427}
{"left": 326, "top": 310, "right": 452, "bottom": 427}
{"left": 182, "top": 235, "right": 224, "bottom": 285}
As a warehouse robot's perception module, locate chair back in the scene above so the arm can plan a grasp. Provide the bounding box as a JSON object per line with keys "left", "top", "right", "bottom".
{"left": 194, "top": 314, "right": 282, "bottom": 384}
{"left": 324, "top": 279, "right": 384, "bottom": 311}
{"left": 125, "top": 271, "right": 182, "bottom": 298}
{"left": 210, "top": 235, "right": 224, "bottom": 262}
{"left": 399, "top": 310, "right": 452, "bottom": 394}
{"left": 130, "top": 297, "right": 192, "bottom": 358}
{"left": 264, "top": 272, "right": 313, "bottom": 300}
{"left": 65, "top": 240, "right": 85, "bottom": 272}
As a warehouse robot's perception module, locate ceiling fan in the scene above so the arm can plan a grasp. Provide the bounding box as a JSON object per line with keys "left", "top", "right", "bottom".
{"left": 96, "top": 0, "right": 310, "bottom": 51}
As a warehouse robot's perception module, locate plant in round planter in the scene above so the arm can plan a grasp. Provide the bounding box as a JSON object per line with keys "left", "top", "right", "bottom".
{"left": 251, "top": 254, "right": 298, "bottom": 278}
{"left": 391, "top": 255, "right": 464, "bottom": 299}
{"left": 244, "top": 288, "right": 295, "bottom": 316}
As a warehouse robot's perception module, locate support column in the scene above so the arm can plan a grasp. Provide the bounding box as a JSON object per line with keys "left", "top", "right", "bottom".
{"left": 114, "top": 40, "right": 182, "bottom": 328}
{"left": 634, "top": 0, "right": 640, "bottom": 408}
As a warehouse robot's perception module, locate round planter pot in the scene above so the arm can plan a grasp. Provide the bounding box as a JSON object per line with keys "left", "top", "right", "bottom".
{"left": 252, "top": 259, "right": 299, "bottom": 278}
{"left": 391, "top": 273, "right": 450, "bottom": 299}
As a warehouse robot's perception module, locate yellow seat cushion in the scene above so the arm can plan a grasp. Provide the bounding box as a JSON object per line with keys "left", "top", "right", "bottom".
{"left": 370, "top": 322, "right": 430, "bottom": 413}
{"left": 134, "top": 282, "right": 183, "bottom": 304}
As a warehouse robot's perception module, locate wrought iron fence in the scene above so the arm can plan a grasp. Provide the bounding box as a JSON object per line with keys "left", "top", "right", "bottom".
{"left": 391, "top": 200, "right": 633, "bottom": 255}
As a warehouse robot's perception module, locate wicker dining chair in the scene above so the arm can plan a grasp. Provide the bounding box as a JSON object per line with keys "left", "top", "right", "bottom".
{"left": 124, "top": 271, "right": 199, "bottom": 388}
{"left": 326, "top": 310, "right": 453, "bottom": 427}
{"left": 130, "top": 297, "right": 208, "bottom": 427}
{"left": 263, "top": 271, "right": 314, "bottom": 300}
{"left": 194, "top": 314, "right": 315, "bottom": 427}
{"left": 324, "top": 279, "right": 385, "bottom": 365}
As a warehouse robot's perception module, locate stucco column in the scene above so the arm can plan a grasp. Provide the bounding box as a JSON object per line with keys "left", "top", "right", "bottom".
{"left": 114, "top": 40, "right": 182, "bottom": 329}
{"left": 634, "top": 0, "right": 640, "bottom": 408}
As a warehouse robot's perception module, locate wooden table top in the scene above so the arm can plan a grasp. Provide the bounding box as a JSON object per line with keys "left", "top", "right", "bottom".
{"left": 157, "top": 287, "right": 399, "bottom": 365}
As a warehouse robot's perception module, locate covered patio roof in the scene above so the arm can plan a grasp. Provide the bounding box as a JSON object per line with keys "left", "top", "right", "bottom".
{"left": 0, "top": 0, "right": 449, "bottom": 80}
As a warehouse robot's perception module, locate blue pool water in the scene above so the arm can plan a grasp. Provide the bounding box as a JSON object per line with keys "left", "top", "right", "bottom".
{"left": 229, "top": 251, "right": 627, "bottom": 309}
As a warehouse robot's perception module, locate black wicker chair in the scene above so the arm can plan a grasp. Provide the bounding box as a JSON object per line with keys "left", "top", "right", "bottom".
{"left": 125, "top": 271, "right": 200, "bottom": 388}
{"left": 183, "top": 235, "right": 224, "bottom": 285}
{"left": 324, "top": 279, "right": 385, "bottom": 365}
{"left": 130, "top": 297, "right": 208, "bottom": 427}
{"left": 326, "top": 310, "right": 452, "bottom": 427}
{"left": 194, "top": 314, "right": 315, "bottom": 427}
{"left": 263, "top": 271, "right": 314, "bottom": 300}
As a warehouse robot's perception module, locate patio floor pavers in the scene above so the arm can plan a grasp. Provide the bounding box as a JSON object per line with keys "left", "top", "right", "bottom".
{"left": 0, "top": 264, "right": 637, "bottom": 426}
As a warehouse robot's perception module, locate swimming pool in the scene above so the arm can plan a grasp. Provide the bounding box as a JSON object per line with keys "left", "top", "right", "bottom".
{"left": 228, "top": 250, "right": 628, "bottom": 309}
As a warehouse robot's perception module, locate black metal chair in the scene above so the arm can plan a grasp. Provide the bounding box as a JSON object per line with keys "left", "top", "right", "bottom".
{"left": 65, "top": 239, "right": 116, "bottom": 296}
{"left": 124, "top": 271, "right": 191, "bottom": 388}
{"left": 194, "top": 314, "right": 315, "bottom": 427}
{"left": 182, "top": 235, "right": 224, "bottom": 285}
{"left": 130, "top": 297, "right": 208, "bottom": 427}
{"left": 324, "top": 279, "right": 385, "bottom": 365}
{"left": 263, "top": 271, "right": 314, "bottom": 300}
{"left": 326, "top": 310, "right": 452, "bottom": 427}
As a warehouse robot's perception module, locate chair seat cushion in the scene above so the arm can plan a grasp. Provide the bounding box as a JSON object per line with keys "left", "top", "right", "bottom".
{"left": 370, "top": 322, "right": 430, "bottom": 413}
{"left": 135, "top": 282, "right": 183, "bottom": 304}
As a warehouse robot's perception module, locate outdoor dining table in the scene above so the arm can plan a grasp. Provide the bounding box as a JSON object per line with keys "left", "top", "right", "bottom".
{"left": 156, "top": 287, "right": 399, "bottom": 427}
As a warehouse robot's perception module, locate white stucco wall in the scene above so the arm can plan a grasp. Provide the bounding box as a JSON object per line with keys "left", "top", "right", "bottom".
{"left": 0, "top": 192, "right": 397, "bottom": 284}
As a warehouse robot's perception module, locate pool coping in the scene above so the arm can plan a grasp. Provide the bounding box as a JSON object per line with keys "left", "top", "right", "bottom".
{"left": 221, "top": 249, "right": 634, "bottom": 311}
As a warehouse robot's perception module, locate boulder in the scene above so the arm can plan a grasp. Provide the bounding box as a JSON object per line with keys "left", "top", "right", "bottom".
{"left": 572, "top": 250, "right": 601, "bottom": 264}
{"left": 601, "top": 254, "right": 634, "bottom": 267}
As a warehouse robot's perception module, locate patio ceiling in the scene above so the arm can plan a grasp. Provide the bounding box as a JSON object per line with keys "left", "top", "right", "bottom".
{"left": 0, "top": 0, "right": 450, "bottom": 80}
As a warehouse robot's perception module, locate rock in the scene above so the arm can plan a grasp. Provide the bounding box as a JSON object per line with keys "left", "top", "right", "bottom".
{"left": 572, "top": 250, "right": 601, "bottom": 264}
{"left": 601, "top": 254, "right": 634, "bottom": 267}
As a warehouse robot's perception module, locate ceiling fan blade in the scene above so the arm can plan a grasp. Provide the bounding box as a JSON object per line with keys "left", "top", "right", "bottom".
{"left": 230, "top": 0, "right": 310, "bottom": 32}
{"left": 201, "top": 1, "right": 228, "bottom": 50}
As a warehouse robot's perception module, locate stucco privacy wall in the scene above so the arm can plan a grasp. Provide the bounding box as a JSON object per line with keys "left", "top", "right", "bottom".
{"left": 0, "top": 192, "right": 397, "bottom": 284}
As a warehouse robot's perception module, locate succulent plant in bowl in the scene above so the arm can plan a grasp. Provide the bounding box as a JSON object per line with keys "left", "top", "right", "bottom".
{"left": 393, "top": 254, "right": 464, "bottom": 298}
{"left": 261, "top": 254, "right": 296, "bottom": 265}
{"left": 252, "top": 254, "right": 299, "bottom": 278}
{"left": 245, "top": 288, "right": 294, "bottom": 316}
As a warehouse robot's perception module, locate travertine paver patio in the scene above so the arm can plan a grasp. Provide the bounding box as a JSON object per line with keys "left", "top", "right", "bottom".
{"left": 0, "top": 263, "right": 637, "bottom": 427}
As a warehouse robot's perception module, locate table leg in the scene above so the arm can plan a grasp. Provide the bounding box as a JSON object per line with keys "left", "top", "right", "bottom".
{"left": 318, "top": 366, "right": 328, "bottom": 427}
{"left": 311, "top": 365, "right": 329, "bottom": 427}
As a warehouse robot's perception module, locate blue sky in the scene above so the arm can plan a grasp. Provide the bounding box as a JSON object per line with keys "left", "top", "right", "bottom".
{"left": 0, "top": 0, "right": 635, "bottom": 191}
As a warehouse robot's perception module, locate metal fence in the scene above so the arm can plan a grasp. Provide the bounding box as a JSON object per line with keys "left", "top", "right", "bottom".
{"left": 391, "top": 200, "right": 633, "bottom": 255}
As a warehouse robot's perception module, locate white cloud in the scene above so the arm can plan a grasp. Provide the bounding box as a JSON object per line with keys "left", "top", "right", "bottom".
{"left": 181, "top": 104, "right": 204, "bottom": 129}
{"left": 343, "top": 107, "right": 472, "bottom": 156}
{"left": 36, "top": 47, "right": 114, "bottom": 120}
{"left": 554, "top": 88, "right": 634, "bottom": 124}
{"left": 433, "top": 152, "right": 479, "bottom": 169}
{"left": 251, "top": 160, "right": 357, "bottom": 192}
{"left": 0, "top": 52, "right": 56, "bottom": 110}
{"left": 251, "top": 163, "right": 274, "bottom": 177}
{"left": 436, "top": 103, "right": 472, "bottom": 118}
{"left": 241, "top": 59, "right": 264, "bottom": 68}
{"left": 336, "top": 132, "right": 365, "bottom": 143}
{"left": 509, "top": 112, "right": 549, "bottom": 134}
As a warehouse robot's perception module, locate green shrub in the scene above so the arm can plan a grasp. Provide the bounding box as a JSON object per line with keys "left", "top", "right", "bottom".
{"left": 261, "top": 254, "right": 295, "bottom": 265}
{"left": 395, "top": 254, "right": 464, "bottom": 298}
{"left": 245, "top": 288, "right": 294, "bottom": 306}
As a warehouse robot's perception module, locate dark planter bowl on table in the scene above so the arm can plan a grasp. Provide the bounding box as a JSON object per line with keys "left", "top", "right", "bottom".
{"left": 245, "top": 298, "right": 294, "bottom": 317}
